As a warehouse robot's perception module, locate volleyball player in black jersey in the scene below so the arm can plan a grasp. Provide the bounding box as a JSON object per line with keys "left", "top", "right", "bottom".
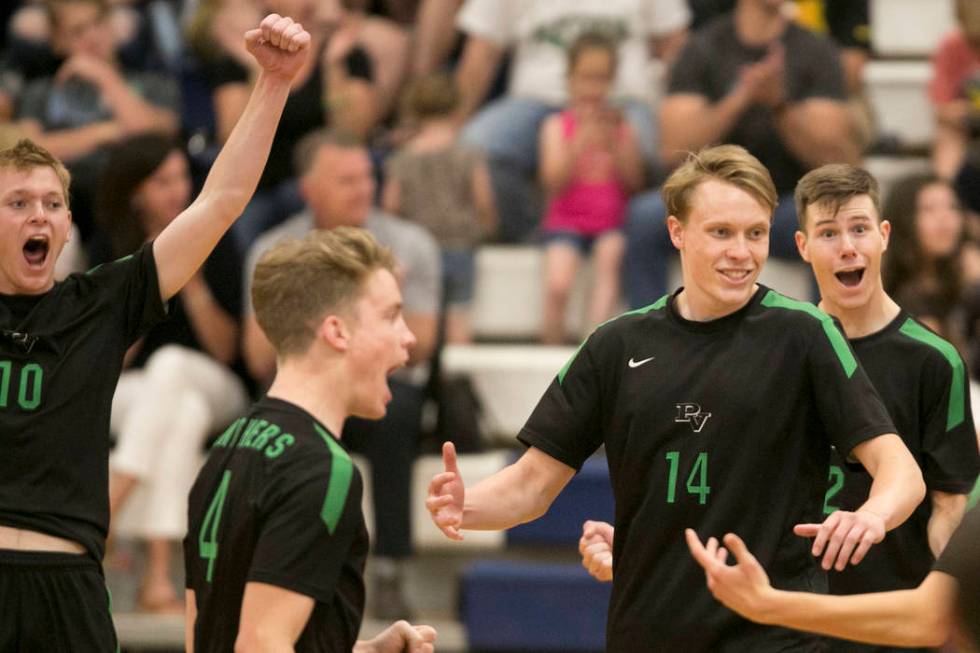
{"left": 0, "top": 14, "right": 309, "bottom": 650}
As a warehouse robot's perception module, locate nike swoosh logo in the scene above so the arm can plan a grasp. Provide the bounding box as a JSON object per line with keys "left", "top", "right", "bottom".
{"left": 628, "top": 356, "right": 654, "bottom": 368}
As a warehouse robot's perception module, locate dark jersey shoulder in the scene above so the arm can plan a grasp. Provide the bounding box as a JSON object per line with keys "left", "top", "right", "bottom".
{"left": 185, "top": 397, "right": 368, "bottom": 653}
{"left": 828, "top": 311, "right": 979, "bottom": 598}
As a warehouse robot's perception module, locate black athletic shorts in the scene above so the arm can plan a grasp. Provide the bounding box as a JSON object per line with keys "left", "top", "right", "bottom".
{"left": 0, "top": 549, "right": 118, "bottom": 652}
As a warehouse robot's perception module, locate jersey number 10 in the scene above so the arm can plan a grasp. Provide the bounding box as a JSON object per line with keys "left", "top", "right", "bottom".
{"left": 0, "top": 360, "right": 43, "bottom": 411}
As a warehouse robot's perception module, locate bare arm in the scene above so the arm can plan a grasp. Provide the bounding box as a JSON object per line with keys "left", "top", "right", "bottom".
{"left": 538, "top": 114, "right": 579, "bottom": 197}
{"left": 180, "top": 274, "right": 239, "bottom": 365}
{"left": 381, "top": 176, "right": 401, "bottom": 215}
{"left": 850, "top": 434, "right": 927, "bottom": 531}
{"left": 411, "top": 0, "right": 464, "bottom": 77}
{"left": 94, "top": 64, "right": 178, "bottom": 134}
{"left": 649, "top": 28, "right": 687, "bottom": 68}
{"left": 235, "top": 582, "right": 314, "bottom": 652}
{"left": 18, "top": 117, "right": 121, "bottom": 161}
{"left": 793, "top": 434, "right": 925, "bottom": 571}
{"left": 453, "top": 35, "right": 504, "bottom": 123}
{"left": 659, "top": 92, "right": 751, "bottom": 167}
{"left": 153, "top": 15, "right": 310, "bottom": 302}
{"left": 612, "top": 121, "right": 645, "bottom": 193}
{"left": 774, "top": 99, "right": 861, "bottom": 167}
{"left": 933, "top": 101, "right": 970, "bottom": 179}
{"left": 687, "top": 530, "right": 956, "bottom": 648}
{"left": 185, "top": 588, "right": 196, "bottom": 653}
{"left": 427, "top": 442, "right": 576, "bottom": 539}
{"left": 928, "top": 490, "right": 968, "bottom": 558}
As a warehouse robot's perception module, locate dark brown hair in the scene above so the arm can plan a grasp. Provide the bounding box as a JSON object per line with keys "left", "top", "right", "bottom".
{"left": 794, "top": 164, "right": 881, "bottom": 230}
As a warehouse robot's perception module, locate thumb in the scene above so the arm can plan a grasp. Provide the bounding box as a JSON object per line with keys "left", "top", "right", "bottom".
{"left": 442, "top": 441, "right": 459, "bottom": 474}
{"left": 244, "top": 28, "right": 264, "bottom": 49}
{"left": 793, "top": 523, "right": 820, "bottom": 538}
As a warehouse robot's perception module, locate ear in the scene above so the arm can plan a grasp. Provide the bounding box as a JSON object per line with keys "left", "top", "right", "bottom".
{"left": 879, "top": 219, "right": 891, "bottom": 252}
{"left": 319, "top": 314, "right": 350, "bottom": 352}
{"left": 666, "top": 215, "right": 684, "bottom": 251}
{"left": 794, "top": 230, "right": 810, "bottom": 263}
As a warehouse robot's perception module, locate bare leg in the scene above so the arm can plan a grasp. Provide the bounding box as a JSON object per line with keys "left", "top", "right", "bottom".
{"left": 109, "top": 470, "right": 140, "bottom": 519}
{"left": 139, "top": 539, "right": 182, "bottom": 613}
{"left": 587, "top": 230, "right": 626, "bottom": 328}
{"left": 541, "top": 241, "right": 580, "bottom": 344}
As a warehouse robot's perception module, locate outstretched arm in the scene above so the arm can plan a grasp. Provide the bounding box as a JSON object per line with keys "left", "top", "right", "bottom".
{"left": 153, "top": 14, "right": 310, "bottom": 302}
{"left": 685, "top": 530, "right": 955, "bottom": 648}
{"left": 795, "top": 434, "right": 925, "bottom": 571}
{"left": 426, "top": 442, "right": 575, "bottom": 540}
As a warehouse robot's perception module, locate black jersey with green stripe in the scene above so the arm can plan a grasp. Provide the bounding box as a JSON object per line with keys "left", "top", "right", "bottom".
{"left": 823, "top": 312, "right": 978, "bottom": 643}
{"left": 0, "top": 243, "right": 166, "bottom": 561}
{"left": 184, "top": 397, "right": 368, "bottom": 653}
{"left": 519, "top": 285, "right": 895, "bottom": 653}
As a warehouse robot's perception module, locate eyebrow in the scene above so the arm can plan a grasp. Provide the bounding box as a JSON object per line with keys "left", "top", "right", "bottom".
{"left": 814, "top": 214, "right": 872, "bottom": 227}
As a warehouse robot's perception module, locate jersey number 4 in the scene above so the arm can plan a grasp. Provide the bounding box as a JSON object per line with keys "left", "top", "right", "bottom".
{"left": 0, "top": 360, "right": 43, "bottom": 411}
{"left": 199, "top": 470, "right": 232, "bottom": 583}
{"left": 665, "top": 451, "right": 711, "bottom": 505}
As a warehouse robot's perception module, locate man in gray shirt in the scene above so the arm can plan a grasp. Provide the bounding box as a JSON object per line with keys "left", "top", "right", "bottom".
{"left": 242, "top": 129, "right": 441, "bottom": 620}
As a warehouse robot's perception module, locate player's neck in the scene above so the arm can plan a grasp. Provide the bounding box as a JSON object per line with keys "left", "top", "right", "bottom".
{"left": 266, "top": 363, "right": 348, "bottom": 438}
{"left": 819, "top": 287, "right": 901, "bottom": 339}
{"left": 675, "top": 284, "right": 758, "bottom": 322}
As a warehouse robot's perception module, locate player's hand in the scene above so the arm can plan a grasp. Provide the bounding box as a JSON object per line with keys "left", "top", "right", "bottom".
{"left": 685, "top": 529, "right": 779, "bottom": 625}
{"left": 362, "top": 619, "right": 437, "bottom": 653}
{"left": 794, "top": 509, "right": 885, "bottom": 571}
{"left": 426, "top": 442, "right": 465, "bottom": 541}
{"left": 579, "top": 520, "right": 614, "bottom": 582}
{"left": 244, "top": 14, "right": 311, "bottom": 81}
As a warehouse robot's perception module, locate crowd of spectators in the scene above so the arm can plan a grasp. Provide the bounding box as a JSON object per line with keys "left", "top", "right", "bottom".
{"left": 2, "top": 0, "right": 979, "bottom": 620}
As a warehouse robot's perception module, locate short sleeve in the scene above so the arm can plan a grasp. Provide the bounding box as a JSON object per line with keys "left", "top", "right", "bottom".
{"left": 917, "top": 346, "right": 980, "bottom": 494}
{"left": 249, "top": 456, "right": 363, "bottom": 603}
{"left": 16, "top": 79, "right": 49, "bottom": 121}
{"left": 85, "top": 242, "right": 169, "bottom": 345}
{"left": 666, "top": 34, "right": 711, "bottom": 97}
{"left": 204, "top": 55, "right": 250, "bottom": 90}
{"left": 806, "top": 318, "right": 896, "bottom": 456}
{"left": 456, "top": 0, "right": 519, "bottom": 45}
{"left": 519, "top": 337, "right": 605, "bottom": 470}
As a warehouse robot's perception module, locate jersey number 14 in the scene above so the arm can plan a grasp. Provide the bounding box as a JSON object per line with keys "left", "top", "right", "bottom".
{"left": 665, "top": 451, "right": 711, "bottom": 505}
{"left": 199, "top": 470, "right": 232, "bottom": 583}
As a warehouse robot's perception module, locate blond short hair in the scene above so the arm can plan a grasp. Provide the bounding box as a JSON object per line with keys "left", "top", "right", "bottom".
{"left": 0, "top": 139, "right": 72, "bottom": 207}
{"left": 251, "top": 227, "right": 396, "bottom": 358}
{"left": 661, "top": 145, "right": 777, "bottom": 222}
{"left": 794, "top": 164, "right": 881, "bottom": 230}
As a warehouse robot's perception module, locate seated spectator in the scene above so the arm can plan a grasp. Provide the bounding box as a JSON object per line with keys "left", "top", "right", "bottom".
{"left": 409, "top": 0, "right": 463, "bottom": 78}
{"left": 537, "top": 32, "right": 643, "bottom": 343}
{"left": 452, "top": 0, "right": 690, "bottom": 242}
{"left": 242, "top": 129, "right": 440, "bottom": 619}
{"left": 185, "top": 0, "right": 382, "bottom": 255}
{"left": 97, "top": 133, "right": 249, "bottom": 613}
{"left": 382, "top": 73, "right": 496, "bottom": 343}
{"left": 883, "top": 174, "right": 980, "bottom": 347}
{"left": 625, "top": 0, "right": 857, "bottom": 307}
{"left": 14, "top": 0, "right": 179, "bottom": 251}
{"left": 930, "top": 0, "right": 980, "bottom": 180}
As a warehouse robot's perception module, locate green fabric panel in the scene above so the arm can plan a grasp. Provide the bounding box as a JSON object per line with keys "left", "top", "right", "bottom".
{"left": 314, "top": 423, "right": 353, "bottom": 535}
{"left": 898, "top": 319, "right": 966, "bottom": 431}
{"left": 557, "top": 294, "right": 670, "bottom": 385}
{"left": 760, "top": 291, "right": 857, "bottom": 378}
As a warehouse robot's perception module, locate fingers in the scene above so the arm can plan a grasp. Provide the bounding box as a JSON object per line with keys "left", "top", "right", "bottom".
{"left": 427, "top": 471, "right": 456, "bottom": 498}
{"left": 685, "top": 528, "right": 715, "bottom": 571}
{"left": 442, "top": 441, "right": 459, "bottom": 474}
{"left": 722, "top": 533, "right": 758, "bottom": 568}
{"left": 247, "top": 14, "right": 311, "bottom": 53}
{"left": 792, "top": 523, "right": 820, "bottom": 538}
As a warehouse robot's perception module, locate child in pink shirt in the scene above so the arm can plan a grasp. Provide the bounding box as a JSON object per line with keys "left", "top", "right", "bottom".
{"left": 538, "top": 32, "right": 644, "bottom": 344}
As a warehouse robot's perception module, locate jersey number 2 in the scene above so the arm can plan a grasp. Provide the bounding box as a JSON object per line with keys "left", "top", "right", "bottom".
{"left": 199, "top": 470, "right": 232, "bottom": 583}
{"left": 0, "top": 361, "right": 43, "bottom": 411}
{"left": 823, "top": 465, "right": 845, "bottom": 515}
